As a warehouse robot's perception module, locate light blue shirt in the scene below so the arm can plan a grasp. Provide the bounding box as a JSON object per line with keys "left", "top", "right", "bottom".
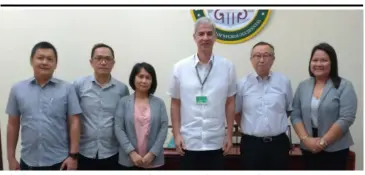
{"left": 73, "top": 75, "right": 129, "bottom": 159}
{"left": 5, "top": 77, "right": 82, "bottom": 167}
{"left": 235, "top": 72, "right": 293, "bottom": 137}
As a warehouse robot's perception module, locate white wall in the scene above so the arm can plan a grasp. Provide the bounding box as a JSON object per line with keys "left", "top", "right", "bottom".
{"left": 0, "top": 9, "right": 363, "bottom": 170}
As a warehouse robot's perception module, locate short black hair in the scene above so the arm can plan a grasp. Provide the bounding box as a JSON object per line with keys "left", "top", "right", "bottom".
{"left": 252, "top": 41, "right": 275, "bottom": 52}
{"left": 91, "top": 43, "right": 115, "bottom": 58}
{"left": 309, "top": 42, "right": 341, "bottom": 89}
{"left": 251, "top": 41, "right": 275, "bottom": 58}
{"left": 129, "top": 62, "right": 157, "bottom": 95}
{"left": 30, "top": 41, "right": 58, "bottom": 62}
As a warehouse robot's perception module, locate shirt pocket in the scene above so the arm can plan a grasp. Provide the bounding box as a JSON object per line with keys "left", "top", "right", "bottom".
{"left": 242, "top": 94, "right": 261, "bottom": 110}
{"left": 47, "top": 95, "right": 67, "bottom": 118}
{"left": 264, "top": 93, "right": 286, "bottom": 111}
{"left": 20, "top": 98, "right": 37, "bottom": 117}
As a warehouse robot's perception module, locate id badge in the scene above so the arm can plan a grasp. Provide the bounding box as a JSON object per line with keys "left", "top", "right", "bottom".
{"left": 196, "top": 96, "right": 208, "bottom": 105}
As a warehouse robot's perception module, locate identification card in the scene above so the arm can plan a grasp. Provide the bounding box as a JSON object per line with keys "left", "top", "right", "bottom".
{"left": 196, "top": 96, "right": 208, "bottom": 105}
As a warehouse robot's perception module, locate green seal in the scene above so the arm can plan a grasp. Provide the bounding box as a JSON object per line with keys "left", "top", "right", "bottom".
{"left": 191, "top": 9, "right": 271, "bottom": 44}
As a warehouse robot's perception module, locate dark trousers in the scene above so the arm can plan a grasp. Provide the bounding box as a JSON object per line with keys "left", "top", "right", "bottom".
{"left": 78, "top": 153, "right": 119, "bottom": 170}
{"left": 20, "top": 159, "right": 63, "bottom": 170}
{"left": 180, "top": 149, "right": 224, "bottom": 170}
{"left": 240, "top": 133, "right": 290, "bottom": 170}
{"left": 301, "top": 148, "right": 349, "bottom": 170}
{"left": 301, "top": 128, "right": 349, "bottom": 170}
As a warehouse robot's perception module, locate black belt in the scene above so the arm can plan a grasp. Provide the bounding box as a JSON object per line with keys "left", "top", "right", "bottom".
{"left": 242, "top": 133, "right": 287, "bottom": 143}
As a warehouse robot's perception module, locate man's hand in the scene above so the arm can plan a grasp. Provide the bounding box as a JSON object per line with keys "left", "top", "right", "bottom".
{"left": 222, "top": 137, "right": 233, "bottom": 156}
{"left": 8, "top": 158, "right": 20, "bottom": 170}
{"left": 60, "top": 157, "right": 77, "bottom": 170}
{"left": 174, "top": 134, "right": 185, "bottom": 156}
{"left": 142, "top": 152, "right": 155, "bottom": 167}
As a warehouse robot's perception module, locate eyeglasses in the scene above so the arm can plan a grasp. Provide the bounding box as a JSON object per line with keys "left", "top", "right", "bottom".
{"left": 93, "top": 57, "right": 114, "bottom": 63}
{"left": 251, "top": 53, "right": 273, "bottom": 60}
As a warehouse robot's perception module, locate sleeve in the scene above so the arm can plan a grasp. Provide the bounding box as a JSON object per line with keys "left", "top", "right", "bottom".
{"left": 285, "top": 79, "right": 294, "bottom": 112}
{"left": 6, "top": 85, "right": 20, "bottom": 117}
{"left": 167, "top": 64, "right": 180, "bottom": 99}
{"left": 72, "top": 79, "right": 81, "bottom": 101}
{"left": 149, "top": 99, "right": 169, "bottom": 156}
{"left": 114, "top": 98, "right": 135, "bottom": 154}
{"left": 290, "top": 83, "right": 303, "bottom": 125}
{"left": 67, "top": 84, "right": 83, "bottom": 116}
{"left": 122, "top": 84, "right": 130, "bottom": 97}
{"left": 335, "top": 81, "right": 357, "bottom": 134}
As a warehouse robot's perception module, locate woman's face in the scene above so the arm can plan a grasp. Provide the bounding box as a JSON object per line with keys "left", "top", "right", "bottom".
{"left": 310, "top": 49, "right": 331, "bottom": 78}
{"left": 135, "top": 68, "right": 152, "bottom": 93}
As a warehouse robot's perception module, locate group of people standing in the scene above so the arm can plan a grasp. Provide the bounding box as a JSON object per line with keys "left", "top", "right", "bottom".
{"left": 5, "top": 16, "right": 357, "bottom": 171}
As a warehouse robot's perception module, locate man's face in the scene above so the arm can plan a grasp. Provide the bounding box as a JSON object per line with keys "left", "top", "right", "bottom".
{"left": 31, "top": 48, "right": 57, "bottom": 77}
{"left": 194, "top": 23, "right": 216, "bottom": 52}
{"left": 90, "top": 47, "right": 115, "bottom": 75}
{"left": 250, "top": 45, "right": 275, "bottom": 76}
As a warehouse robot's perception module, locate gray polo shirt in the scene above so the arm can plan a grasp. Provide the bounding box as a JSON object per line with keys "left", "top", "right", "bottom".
{"left": 5, "top": 77, "right": 82, "bottom": 167}
{"left": 73, "top": 75, "right": 129, "bottom": 159}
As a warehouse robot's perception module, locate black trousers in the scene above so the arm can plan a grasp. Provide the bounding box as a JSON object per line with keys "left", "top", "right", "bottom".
{"left": 180, "top": 149, "right": 224, "bottom": 170}
{"left": 301, "top": 148, "right": 349, "bottom": 170}
{"left": 240, "top": 133, "right": 290, "bottom": 170}
{"left": 301, "top": 128, "right": 349, "bottom": 170}
{"left": 20, "top": 159, "right": 63, "bottom": 170}
{"left": 78, "top": 153, "right": 120, "bottom": 170}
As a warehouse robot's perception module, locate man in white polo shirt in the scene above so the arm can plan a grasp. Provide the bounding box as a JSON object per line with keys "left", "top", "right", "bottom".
{"left": 168, "top": 17, "right": 237, "bottom": 170}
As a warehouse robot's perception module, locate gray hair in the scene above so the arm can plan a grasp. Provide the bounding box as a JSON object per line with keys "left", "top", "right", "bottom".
{"left": 194, "top": 17, "right": 217, "bottom": 35}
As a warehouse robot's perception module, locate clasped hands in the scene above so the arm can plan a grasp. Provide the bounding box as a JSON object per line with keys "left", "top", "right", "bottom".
{"left": 129, "top": 151, "right": 155, "bottom": 168}
{"left": 303, "top": 137, "right": 327, "bottom": 154}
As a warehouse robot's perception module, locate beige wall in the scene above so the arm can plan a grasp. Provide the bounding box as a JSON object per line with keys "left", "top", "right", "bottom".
{"left": 0, "top": 9, "right": 363, "bottom": 170}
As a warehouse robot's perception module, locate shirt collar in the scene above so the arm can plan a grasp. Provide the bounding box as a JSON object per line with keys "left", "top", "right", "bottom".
{"left": 90, "top": 74, "right": 116, "bottom": 86}
{"left": 254, "top": 71, "right": 273, "bottom": 81}
{"left": 193, "top": 53, "right": 214, "bottom": 67}
{"left": 29, "top": 76, "right": 58, "bottom": 85}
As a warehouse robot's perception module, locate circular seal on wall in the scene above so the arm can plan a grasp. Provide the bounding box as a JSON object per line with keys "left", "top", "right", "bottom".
{"left": 191, "top": 9, "right": 271, "bottom": 44}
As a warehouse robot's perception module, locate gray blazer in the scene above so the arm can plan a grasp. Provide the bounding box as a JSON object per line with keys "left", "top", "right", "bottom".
{"left": 114, "top": 94, "right": 168, "bottom": 167}
{"left": 290, "top": 77, "right": 357, "bottom": 152}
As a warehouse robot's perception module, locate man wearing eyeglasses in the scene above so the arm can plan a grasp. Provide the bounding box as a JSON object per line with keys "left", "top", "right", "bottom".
{"left": 73, "top": 43, "right": 129, "bottom": 170}
{"left": 235, "top": 41, "right": 293, "bottom": 170}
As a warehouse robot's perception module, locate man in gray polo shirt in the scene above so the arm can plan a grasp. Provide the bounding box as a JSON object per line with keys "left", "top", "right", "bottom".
{"left": 73, "top": 43, "right": 129, "bottom": 170}
{"left": 6, "top": 41, "right": 82, "bottom": 170}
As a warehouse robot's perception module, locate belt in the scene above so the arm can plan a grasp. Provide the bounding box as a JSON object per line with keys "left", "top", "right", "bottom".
{"left": 242, "top": 133, "right": 286, "bottom": 143}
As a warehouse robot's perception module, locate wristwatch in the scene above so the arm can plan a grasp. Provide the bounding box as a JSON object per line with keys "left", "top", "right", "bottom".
{"left": 69, "top": 153, "right": 79, "bottom": 160}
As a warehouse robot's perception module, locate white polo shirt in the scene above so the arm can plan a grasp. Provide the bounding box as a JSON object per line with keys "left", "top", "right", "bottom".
{"left": 168, "top": 54, "right": 237, "bottom": 151}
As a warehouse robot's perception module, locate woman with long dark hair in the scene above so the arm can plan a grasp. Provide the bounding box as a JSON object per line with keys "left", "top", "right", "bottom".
{"left": 291, "top": 43, "right": 357, "bottom": 170}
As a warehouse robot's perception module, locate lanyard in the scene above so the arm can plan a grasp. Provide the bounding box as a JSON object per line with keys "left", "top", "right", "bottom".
{"left": 195, "top": 55, "right": 214, "bottom": 90}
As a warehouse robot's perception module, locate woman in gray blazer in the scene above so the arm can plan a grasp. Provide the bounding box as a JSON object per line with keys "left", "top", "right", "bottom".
{"left": 114, "top": 62, "right": 168, "bottom": 170}
{"left": 290, "top": 43, "right": 357, "bottom": 170}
